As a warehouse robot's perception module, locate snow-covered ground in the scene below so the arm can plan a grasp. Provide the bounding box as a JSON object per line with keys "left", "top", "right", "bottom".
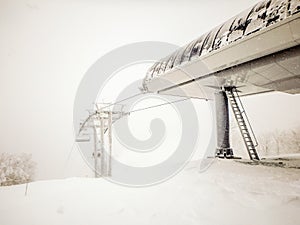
{"left": 0, "top": 158, "right": 300, "bottom": 225}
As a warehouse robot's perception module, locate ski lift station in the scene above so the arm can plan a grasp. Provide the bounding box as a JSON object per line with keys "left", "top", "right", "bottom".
{"left": 77, "top": 0, "right": 300, "bottom": 176}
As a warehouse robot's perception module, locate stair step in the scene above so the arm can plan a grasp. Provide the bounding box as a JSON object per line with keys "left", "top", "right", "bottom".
{"left": 240, "top": 128, "right": 247, "bottom": 131}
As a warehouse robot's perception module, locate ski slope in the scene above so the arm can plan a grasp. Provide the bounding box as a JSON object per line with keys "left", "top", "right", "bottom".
{"left": 0, "top": 158, "right": 299, "bottom": 225}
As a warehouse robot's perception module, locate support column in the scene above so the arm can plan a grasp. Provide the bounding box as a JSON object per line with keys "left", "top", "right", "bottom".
{"left": 108, "top": 111, "right": 112, "bottom": 176}
{"left": 215, "top": 90, "right": 234, "bottom": 158}
{"left": 93, "top": 126, "right": 99, "bottom": 178}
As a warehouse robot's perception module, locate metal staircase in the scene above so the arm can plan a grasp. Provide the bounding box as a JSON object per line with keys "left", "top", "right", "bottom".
{"left": 226, "top": 87, "right": 260, "bottom": 160}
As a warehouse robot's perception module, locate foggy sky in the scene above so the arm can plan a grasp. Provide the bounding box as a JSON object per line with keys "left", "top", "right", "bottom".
{"left": 0, "top": 0, "right": 299, "bottom": 180}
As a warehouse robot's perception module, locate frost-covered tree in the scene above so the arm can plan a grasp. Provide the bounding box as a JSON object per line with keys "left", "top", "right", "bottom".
{"left": 258, "top": 133, "right": 272, "bottom": 156}
{"left": 0, "top": 153, "right": 36, "bottom": 186}
{"left": 257, "top": 127, "right": 300, "bottom": 156}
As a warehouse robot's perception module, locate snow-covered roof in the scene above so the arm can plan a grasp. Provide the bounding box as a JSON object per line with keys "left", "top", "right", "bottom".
{"left": 145, "top": 0, "right": 300, "bottom": 81}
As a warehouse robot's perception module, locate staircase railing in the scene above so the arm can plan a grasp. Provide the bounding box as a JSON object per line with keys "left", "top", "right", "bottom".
{"left": 231, "top": 88, "right": 258, "bottom": 147}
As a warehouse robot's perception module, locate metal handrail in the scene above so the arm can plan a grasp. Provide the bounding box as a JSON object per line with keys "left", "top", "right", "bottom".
{"left": 232, "top": 88, "right": 259, "bottom": 147}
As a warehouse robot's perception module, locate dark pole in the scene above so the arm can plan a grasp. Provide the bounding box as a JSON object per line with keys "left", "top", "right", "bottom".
{"left": 215, "top": 90, "right": 234, "bottom": 158}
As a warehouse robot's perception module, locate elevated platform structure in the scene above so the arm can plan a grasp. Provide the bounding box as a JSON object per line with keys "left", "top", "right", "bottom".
{"left": 143, "top": 0, "right": 300, "bottom": 98}
{"left": 143, "top": 0, "right": 300, "bottom": 159}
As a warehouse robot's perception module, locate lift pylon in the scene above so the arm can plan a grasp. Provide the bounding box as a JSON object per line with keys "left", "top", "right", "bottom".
{"left": 76, "top": 104, "right": 125, "bottom": 177}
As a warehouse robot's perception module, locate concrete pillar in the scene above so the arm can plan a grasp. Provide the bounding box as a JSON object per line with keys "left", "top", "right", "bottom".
{"left": 215, "top": 91, "right": 234, "bottom": 158}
